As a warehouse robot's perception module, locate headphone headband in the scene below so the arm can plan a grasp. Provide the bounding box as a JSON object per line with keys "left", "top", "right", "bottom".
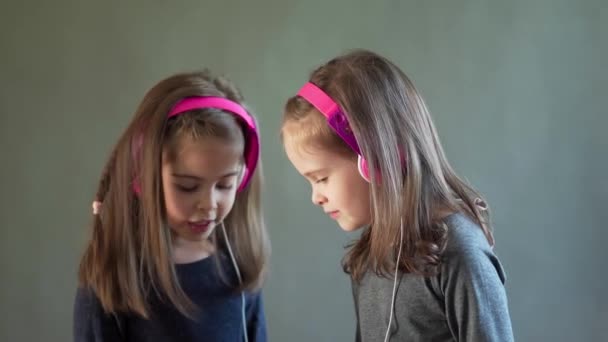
{"left": 296, "top": 82, "right": 361, "bottom": 155}
{"left": 132, "top": 96, "right": 260, "bottom": 194}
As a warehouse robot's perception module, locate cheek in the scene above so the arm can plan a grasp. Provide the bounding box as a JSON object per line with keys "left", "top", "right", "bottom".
{"left": 163, "top": 187, "right": 194, "bottom": 219}
{"left": 342, "top": 177, "right": 371, "bottom": 211}
{"left": 217, "top": 191, "right": 237, "bottom": 215}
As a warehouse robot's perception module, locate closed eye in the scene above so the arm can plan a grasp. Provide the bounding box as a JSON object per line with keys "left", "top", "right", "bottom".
{"left": 176, "top": 184, "right": 198, "bottom": 192}
{"left": 216, "top": 183, "right": 234, "bottom": 190}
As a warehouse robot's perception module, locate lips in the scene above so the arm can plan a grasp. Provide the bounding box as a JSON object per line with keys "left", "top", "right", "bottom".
{"left": 188, "top": 219, "right": 214, "bottom": 234}
{"left": 326, "top": 211, "right": 340, "bottom": 219}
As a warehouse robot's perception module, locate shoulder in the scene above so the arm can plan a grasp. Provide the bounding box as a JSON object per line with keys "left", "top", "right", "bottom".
{"left": 74, "top": 286, "right": 101, "bottom": 314}
{"left": 74, "top": 286, "right": 121, "bottom": 321}
{"left": 73, "top": 286, "right": 124, "bottom": 341}
{"left": 443, "top": 213, "right": 492, "bottom": 254}
{"left": 440, "top": 213, "right": 507, "bottom": 285}
{"left": 244, "top": 288, "right": 266, "bottom": 312}
{"left": 439, "top": 215, "right": 515, "bottom": 340}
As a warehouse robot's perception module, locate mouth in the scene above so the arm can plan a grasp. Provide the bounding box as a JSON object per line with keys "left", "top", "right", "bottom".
{"left": 188, "top": 219, "right": 215, "bottom": 234}
{"left": 326, "top": 211, "right": 340, "bottom": 219}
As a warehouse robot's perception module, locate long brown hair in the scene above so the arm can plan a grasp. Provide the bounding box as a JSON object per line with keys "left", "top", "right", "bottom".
{"left": 78, "top": 70, "right": 270, "bottom": 318}
{"left": 282, "top": 50, "right": 492, "bottom": 281}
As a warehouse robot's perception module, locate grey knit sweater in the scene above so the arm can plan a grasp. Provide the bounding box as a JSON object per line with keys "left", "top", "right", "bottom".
{"left": 352, "top": 213, "right": 514, "bottom": 341}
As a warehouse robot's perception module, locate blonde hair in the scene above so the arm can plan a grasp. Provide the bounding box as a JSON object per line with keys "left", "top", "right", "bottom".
{"left": 78, "top": 70, "right": 270, "bottom": 318}
{"left": 282, "top": 50, "right": 492, "bottom": 281}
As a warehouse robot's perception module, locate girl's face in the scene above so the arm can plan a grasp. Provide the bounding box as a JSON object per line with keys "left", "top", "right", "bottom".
{"left": 284, "top": 137, "right": 372, "bottom": 232}
{"left": 162, "top": 135, "right": 242, "bottom": 243}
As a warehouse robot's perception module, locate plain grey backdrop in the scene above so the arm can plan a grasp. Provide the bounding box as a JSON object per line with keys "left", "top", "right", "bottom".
{"left": 1, "top": 0, "right": 606, "bottom": 340}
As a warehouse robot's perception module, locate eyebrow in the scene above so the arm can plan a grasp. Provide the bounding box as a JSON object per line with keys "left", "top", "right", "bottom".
{"left": 303, "top": 169, "right": 327, "bottom": 179}
{"left": 172, "top": 171, "right": 239, "bottom": 180}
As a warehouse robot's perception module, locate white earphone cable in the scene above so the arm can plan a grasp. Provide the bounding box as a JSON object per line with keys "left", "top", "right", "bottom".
{"left": 221, "top": 223, "right": 248, "bottom": 342}
{"left": 383, "top": 218, "right": 403, "bottom": 342}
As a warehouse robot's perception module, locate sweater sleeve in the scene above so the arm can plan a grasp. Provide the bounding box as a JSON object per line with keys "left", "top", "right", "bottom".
{"left": 73, "top": 287, "right": 125, "bottom": 342}
{"left": 245, "top": 290, "right": 267, "bottom": 342}
{"left": 440, "top": 239, "right": 514, "bottom": 342}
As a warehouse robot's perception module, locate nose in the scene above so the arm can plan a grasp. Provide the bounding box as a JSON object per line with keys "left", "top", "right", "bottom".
{"left": 311, "top": 186, "right": 327, "bottom": 206}
{"left": 197, "top": 187, "right": 218, "bottom": 212}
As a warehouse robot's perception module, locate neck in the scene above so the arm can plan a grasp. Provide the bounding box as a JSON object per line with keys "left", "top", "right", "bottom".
{"left": 171, "top": 234, "right": 215, "bottom": 264}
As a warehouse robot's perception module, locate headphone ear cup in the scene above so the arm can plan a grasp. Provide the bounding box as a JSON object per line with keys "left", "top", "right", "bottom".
{"left": 357, "top": 155, "right": 371, "bottom": 182}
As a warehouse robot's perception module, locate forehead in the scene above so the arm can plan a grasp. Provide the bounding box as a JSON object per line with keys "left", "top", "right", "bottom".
{"left": 165, "top": 136, "right": 242, "bottom": 173}
{"left": 284, "top": 137, "right": 344, "bottom": 176}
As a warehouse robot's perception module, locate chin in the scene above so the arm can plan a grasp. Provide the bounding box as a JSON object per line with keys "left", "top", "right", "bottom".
{"left": 337, "top": 221, "right": 367, "bottom": 233}
{"left": 200, "top": 225, "right": 217, "bottom": 239}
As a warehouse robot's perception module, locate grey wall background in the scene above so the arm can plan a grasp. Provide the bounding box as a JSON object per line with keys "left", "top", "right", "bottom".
{"left": 1, "top": 0, "right": 606, "bottom": 341}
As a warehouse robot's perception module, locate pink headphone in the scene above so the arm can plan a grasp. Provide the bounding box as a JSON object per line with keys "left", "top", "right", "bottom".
{"left": 132, "top": 96, "right": 260, "bottom": 194}
{"left": 297, "top": 82, "right": 371, "bottom": 181}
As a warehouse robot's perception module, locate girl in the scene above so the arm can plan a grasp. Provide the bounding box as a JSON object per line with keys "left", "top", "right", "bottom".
{"left": 74, "top": 70, "right": 270, "bottom": 342}
{"left": 281, "top": 50, "right": 514, "bottom": 341}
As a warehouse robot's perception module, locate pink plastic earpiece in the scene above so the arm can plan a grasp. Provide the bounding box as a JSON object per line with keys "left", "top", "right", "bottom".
{"left": 357, "top": 155, "right": 370, "bottom": 182}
